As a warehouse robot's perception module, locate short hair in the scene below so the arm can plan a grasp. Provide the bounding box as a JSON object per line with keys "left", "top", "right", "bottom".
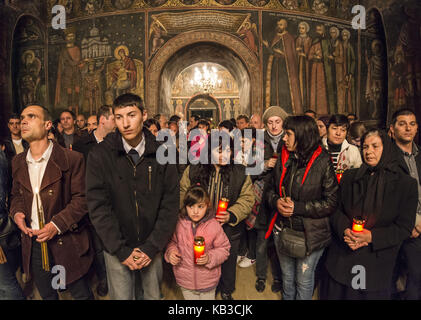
{"left": 169, "top": 115, "right": 181, "bottom": 123}
{"left": 240, "top": 127, "right": 257, "bottom": 140}
{"left": 8, "top": 113, "right": 20, "bottom": 121}
{"left": 236, "top": 114, "right": 249, "bottom": 123}
{"left": 348, "top": 121, "right": 367, "bottom": 140}
{"left": 153, "top": 113, "right": 161, "bottom": 121}
{"left": 97, "top": 105, "right": 113, "bottom": 123}
{"left": 144, "top": 118, "right": 161, "bottom": 131}
{"left": 113, "top": 93, "right": 144, "bottom": 113}
{"left": 218, "top": 120, "right": 234, "bottom": 132}
{"left": 24, "top": 104, "right": 52, "bottom": 122}
{"left": 390, "top": 108, "right": 417, "bottom": 126}
{"left": 191, "top": 115, "right": 200, "bottom": 122}
{"left": 327, "top": 114, "right": 350, "bottom": 131}
{"left": 59, "top": 109, "right": 76, "bottom": 121}
{"left": 347, "top": 113, "right": 357, "bottom": 119}
{"left": 198, "top": 119, "right": 210, "bottom": 128}
{"left": 304, "top": 110, "right": 317, "bottom": 117}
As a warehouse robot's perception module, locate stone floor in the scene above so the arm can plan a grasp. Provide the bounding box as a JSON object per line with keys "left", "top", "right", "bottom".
{"left": 19, "top": 259, "right": 289, "bottom": 300}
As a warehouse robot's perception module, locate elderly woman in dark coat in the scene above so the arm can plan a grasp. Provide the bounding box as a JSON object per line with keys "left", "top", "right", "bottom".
{"left": 324, "top": 129, "right": 418, "bottom": 299}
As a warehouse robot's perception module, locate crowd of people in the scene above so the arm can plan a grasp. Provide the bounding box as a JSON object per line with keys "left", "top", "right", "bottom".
{"left": 1, "top": 93, "right": 420, "bottom": 301}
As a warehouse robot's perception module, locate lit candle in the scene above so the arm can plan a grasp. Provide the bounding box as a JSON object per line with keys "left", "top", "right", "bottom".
{"left": 216, "top": 198, "right": 229, "bottom": 218}
{"left": 193, "top": 236, "right": 205, "bottom": 264}
{"left": 336, "top": 169, "right": 344, "bottom": 183}
{"left": 352, "top": 217, "right": 365, "bottom": 233}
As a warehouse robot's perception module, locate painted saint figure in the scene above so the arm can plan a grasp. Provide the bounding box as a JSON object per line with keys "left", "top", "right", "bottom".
{"left": 110, "top": 46, "right": 137, "bottom": 98}
{"left": 342, "top": 29, "right": 355, "bottom": 113}
{"left": 295, "top": 21, "right": 312, "bottom": 108}
{"left": 237, "top": 19, "right": 258, "bottom": 54}
{"left": 55, "top": 27, "right": 83, "bottom": 114}
{"left": 328, "top": 27, "right": 345, "bottom": 114}
{"left": 81, "top": 58, "right": 106, "bottom": 115}
{"left": 365, "top": 40, "right": 385, "bottom": 119}
{"left": 263, "top": 19, "right": 302, "bottom": 114}
{"left": 308, "top": 24, "right": 335, "bottom": 115}
{"left": 18, "top": 50, "right": 41, "bottom": 107}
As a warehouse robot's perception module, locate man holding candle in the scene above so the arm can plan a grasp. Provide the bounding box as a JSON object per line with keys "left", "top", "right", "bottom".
{"left": 86, "top": 93, "right": 179, "bottom": 300}
{"left": 390, "top": 108, "right": 421, "bottom": 300}
{"left": 324, "top": 129, "right": 417, "bottom": 299}
{"left": 10, "top": 104, "right": 94, "bottom": 300}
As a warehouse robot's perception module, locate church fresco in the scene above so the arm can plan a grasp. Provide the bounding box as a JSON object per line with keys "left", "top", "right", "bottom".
{"left": 48, "top": 13, "right": 145, "bottom": 117}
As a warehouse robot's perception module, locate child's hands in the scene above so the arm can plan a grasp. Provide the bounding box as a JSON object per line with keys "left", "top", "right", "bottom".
{"left": 196, "top": 253, "right": 209, "bottom": 265}
{"left": 168, "top": 250, "right": 182, "bottom": 266}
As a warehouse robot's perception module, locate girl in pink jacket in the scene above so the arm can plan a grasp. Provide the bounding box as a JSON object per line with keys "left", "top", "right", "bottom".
{"left": 165, "top": 185, "right": 231, "bottom": 300}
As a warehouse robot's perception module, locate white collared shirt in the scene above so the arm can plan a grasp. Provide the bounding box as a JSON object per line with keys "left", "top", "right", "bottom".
{"left": 122, "top": 133, "right": 145, "bottom": 158}
{"left": 26, "top": 141, "right": 54, "bottom": 230}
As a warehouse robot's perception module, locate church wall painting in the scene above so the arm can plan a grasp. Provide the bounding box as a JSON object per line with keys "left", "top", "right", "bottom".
{"left": 48, "top": 12, "right": 145, "bottom": 118}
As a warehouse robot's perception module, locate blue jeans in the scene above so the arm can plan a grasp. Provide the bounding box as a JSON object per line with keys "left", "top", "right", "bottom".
{"left": 273, "top": 229, "right": 324, "bottom": 300}
{"left": 0, "top": 246, "right": 24, "bottom": 300}
{"left": 104, "top": 251, "right": 162, "bottom": 300}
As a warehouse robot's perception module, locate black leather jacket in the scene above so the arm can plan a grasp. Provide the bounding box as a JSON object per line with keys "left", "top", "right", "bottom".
{"left": 265, "top": 146, "right": 339, "bottom": 254}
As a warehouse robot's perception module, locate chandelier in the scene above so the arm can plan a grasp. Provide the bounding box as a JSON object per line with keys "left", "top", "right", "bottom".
{"left": 190, "top": 64, "right": 221, "bottom": 95}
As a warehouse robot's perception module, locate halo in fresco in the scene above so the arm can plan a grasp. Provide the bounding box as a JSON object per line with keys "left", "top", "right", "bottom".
{"left": 215, "top": 0, "right": 237, "bottom": 5}
{"left": 247, "top": 0, "right": 269, "bottom": 6}
{"left": 112, "top": 0, "right": 134, "bottom": 9}
{"left": 144, "top": 0, "right": 168, "bottom": 7}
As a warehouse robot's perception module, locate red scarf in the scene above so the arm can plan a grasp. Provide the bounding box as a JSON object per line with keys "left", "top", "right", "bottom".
{"left": 265, "top": 145, "right": 322, "bottom": 239}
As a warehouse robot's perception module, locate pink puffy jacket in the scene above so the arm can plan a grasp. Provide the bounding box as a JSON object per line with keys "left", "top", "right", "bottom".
{"left": 164, "top": 216, "right": 231, "bottom": 291}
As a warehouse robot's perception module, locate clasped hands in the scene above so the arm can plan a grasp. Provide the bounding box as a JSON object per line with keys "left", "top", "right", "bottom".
{"left": 344, "top": 228, "right": 372, "bottom": 251}
{"left": 276, "top": 197, "right": 294, "bottom": 217}
{"left": 14, "top": 212, "right": 58, "bottom": 242}
{"left": 122, "top": 248, "right": 151, "bottom": 271}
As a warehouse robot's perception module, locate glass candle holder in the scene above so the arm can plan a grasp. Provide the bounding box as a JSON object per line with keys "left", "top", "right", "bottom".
{"left": 193, "top": 236, "right": 205, "bottom": 264}
{"left": 216, "top": 198, "right": 229, "bottom": 218}
{"left": 352, "top": 217, "right": 365, "bottom": 232}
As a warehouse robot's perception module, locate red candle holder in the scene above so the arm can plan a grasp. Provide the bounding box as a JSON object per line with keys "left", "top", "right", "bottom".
{"left": 216, "top": 198, "right": 229, "bottom": 218}
{"left": 336, "top": 169, "right": 344, "bottom": 183}
{"left": 352, "top": 217, "right": 365, "bottom": 232}
{"left": 193, "top": 236, "right": 205, "bottom": 264}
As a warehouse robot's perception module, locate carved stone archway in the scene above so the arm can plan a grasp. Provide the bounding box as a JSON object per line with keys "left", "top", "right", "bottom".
{"left": 147, "top": 30, "right": 262, "bottom": 116}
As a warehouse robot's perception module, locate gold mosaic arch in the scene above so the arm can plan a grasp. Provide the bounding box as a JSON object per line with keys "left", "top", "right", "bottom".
{"left": 146, "top": 29, "right": 262, "bottom": 116}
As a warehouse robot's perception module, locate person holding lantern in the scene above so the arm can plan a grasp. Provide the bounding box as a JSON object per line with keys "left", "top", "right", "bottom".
{"left": 165, "top": 185, "right": 230, "bottom": 300}
{"left": 324, "top": 129, "right": 418, "bottom": 299}
{"left": 179, "top": 131, "right": 255, "bottom": 300}
{"left": 264, "top": 115, "right": 338, "bottom": 300}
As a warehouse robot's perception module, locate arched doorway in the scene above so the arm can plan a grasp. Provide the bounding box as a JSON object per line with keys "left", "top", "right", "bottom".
{"left": 147, "top": 30, "right": 262, "bottom": 117}
{"left": 185, "top": 94, "right": 222, "bottom": 125}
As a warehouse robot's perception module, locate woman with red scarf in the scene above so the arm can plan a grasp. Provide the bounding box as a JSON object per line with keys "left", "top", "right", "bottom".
{"left": 264, "top": 115, "right": 338, "bottom": 300}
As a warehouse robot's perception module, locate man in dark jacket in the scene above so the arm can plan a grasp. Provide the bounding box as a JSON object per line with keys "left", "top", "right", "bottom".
{"left": 72, "top": 105, "right": 115, "bottom": 297}
{"left": 86, "top": 94, "right": 179, "bottom": 300}
{"left": 10, "top": 104, "right": 94, "bottom": 300}
{"left": 4, "top": 114, "right": 29, "bottom": 163}
{"left": 390, "top": 108, "right": 421, "bottom": 299}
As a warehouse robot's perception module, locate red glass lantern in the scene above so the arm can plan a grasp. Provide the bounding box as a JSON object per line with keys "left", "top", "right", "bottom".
{"left": 352, "top": 217, "right": 365, "bottom": 232}
{"left": 216, "top": 198, "right": 229, "bottom": 218}
{"left": 193, "top": 236, "right": 205, "bottom": 264}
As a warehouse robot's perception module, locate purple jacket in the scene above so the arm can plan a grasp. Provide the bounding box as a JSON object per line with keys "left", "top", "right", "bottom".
{"left": 165, "top": 216, "right": 230, "bottom": 291}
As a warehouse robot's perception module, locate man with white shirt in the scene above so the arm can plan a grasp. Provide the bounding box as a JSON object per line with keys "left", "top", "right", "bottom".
{"left": 86, "top": 93, "right": 179, "bottom": 300}
{"left": 10, "top": 104, "right": 94, "bottom": 300}
{"left": 7, "top": 114, "right": 28, "bottom": 155}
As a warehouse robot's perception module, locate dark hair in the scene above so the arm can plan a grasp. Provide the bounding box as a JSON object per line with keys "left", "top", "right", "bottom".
{"left": 317, "top": 116, "right": 329, "bottom": 128}
{"left": 191, "top": 115, "right": 200, "bottom": 122}
{"left": 97, "top": 105, "right": 113, "bottom": 123}
{"left": 230, "top": 118, "right": 237, "bottom": 128}
{"left": 8, "top": 113, "right": 20, "bottom": 121}
{"left": 240, "top": 127, "right": 257, "bottom": 140}
{"left": 113, "top": 93, "right": 144, "bottom": 112}
{"left": 198, "top": 119, "right": 210, "bottom": 129}
{"left": 304, "top": 109, "right": 317, "bottom": 117}
{"left": 144, "top": 118, "right": 161, "bottom": 131}
{"left": 390, "top": 108, "right": 417, "bottom": 126}
{"left": 59, "top": 109, "right": 76, "bottom": 121}
{"left": 348, "top": 121, "right": 367, "bottom": 140}
{"left": 236, "top": 114, "right": 249, "bottom": 122}
{"left": 169, "top": 115, "right": 181, "bottom": 123}
{"left": 283, "top": 115, "right": 321, "bottom": 163}
{"left": 24, "top": 104, "right": 52, "bottom": 121}
{"left": 347, "top": 113, "right": 357, "bottom": 119}
{"left": 179, "top": 185, "right": 211, "bottom": 219}
{"left": 153, "top": 113, "right": 161, "bottom": 121}
{"left": 327, "top": 114, "right": 350, "bottom": 131}
{"left": 218, "top": 120, "right": 234, "bottom": 132}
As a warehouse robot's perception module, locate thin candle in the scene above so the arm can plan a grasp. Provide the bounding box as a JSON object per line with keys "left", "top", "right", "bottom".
{"left": 35, "top": 188, "right": 50, "bottom": 272}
